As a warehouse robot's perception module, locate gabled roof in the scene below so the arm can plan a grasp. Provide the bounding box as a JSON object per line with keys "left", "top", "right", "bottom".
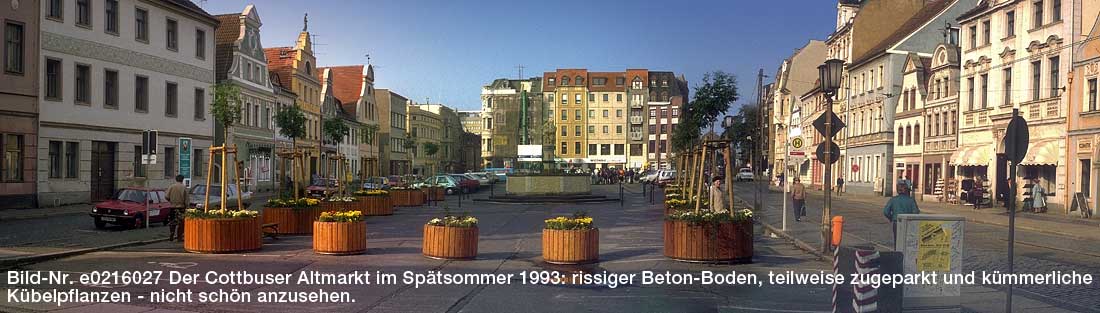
{"left": 956, "top": 0, "right": 990, "bottom": 22}
{"left": 320, "top": 65, "right": 368, "bottom": 115}
{"left": 264, "top": 47, "right": 296, "bottom": 88}
{"left": 850, "top": 0, "right": 953, "bottom": 67}
{"left": 213, "top": 14, "right": 240, "bottom": 81}
{"left": 165, "top": 0, "right": 218, "bottom": 25}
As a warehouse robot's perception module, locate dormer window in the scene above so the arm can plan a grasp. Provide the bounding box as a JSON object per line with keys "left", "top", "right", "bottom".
{"left": 560, "top": 77, "right": 569, "bottom": 86}
{"left": 575, "top": 76, "right": 584, "bottom": 85}
{"left": 305, "top": 61, "right": 312, "bottom": 75}
{"left": 548, "top": 78, "right": 555, "bottom": 86}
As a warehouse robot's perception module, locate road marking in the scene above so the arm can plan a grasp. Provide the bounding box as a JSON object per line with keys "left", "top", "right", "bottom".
{"left": 718, "top": 305, "right": 831, "bottom": 312}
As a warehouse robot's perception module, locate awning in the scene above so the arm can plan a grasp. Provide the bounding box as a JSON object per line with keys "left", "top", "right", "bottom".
{"left": 1019, "top": 139, "right": 1060, "bottom": 166}
{"left": 951, "top": 145, "right": 993, "bottom": 166}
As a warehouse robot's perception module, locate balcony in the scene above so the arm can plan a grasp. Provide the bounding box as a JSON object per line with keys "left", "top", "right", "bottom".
{"left": 629, "top": 132, "right": 644, "bottom": 141}
{"left": 630, "top": 101, "right": 643, "bottom": 109}
{"left": 629, "top": 116, "right": 644, "bottom": 125}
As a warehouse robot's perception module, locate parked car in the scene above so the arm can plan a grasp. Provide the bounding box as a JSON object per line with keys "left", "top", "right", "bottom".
{"left": 449, "top": 174, "right": 481, "bottom": 193}
{"left": 89, "top": 187, "right": 171, "bottom": 229}
{"left": 736, "top": 168, "right": 754, "bottom": 182}
{"left": 467, "top": 172, "right": 497, "bottom": 184}
{"left": 655, "top": 170, "right": 677, "bottom": 187}
{"left": 413, "top": 175, "right": 460, "bottom": 195}
{"left": 485, "top": 168, "right": 512, "bottom": 182}
{"left": 464, "top": 173, "right": 493, "bottom": 186}
{"left": 305, "top": 179, "right": 339, "bottom": 199}
{"left": 190, "top": 184, "right": 253, "bottom": 209}
{"left": 640, "top": 170, "right": 659, "bottom": 183}
{"left": 362, "top": 177, "right": 390, "bottom": 190}
{"left": 385, "top": 176, "right": 409, "bottom": 188}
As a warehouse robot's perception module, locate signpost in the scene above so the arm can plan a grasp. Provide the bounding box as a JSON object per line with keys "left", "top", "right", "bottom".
{"left": 140, "top": 130, "right": 158, "bottom": 229}
{"left": 179, "top": 138, "right": 192, "bottom": 187}
{"left": 1002, "top": 109, "right": 1028, "bottom": 313}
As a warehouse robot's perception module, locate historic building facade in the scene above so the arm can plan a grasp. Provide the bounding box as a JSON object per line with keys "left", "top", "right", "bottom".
{"left": 265, "top": 18, "right": 321, "bottom": 177}
{"left": 322, "top": 65, "right": 380, "bottom": 178}
{"left": 1, "top": 0, "right": 40, "bottom": 208}
{"left": 38, "top": 0, "right": 217, "bottom": 206}
{"left": 407, "top": 103, "right": 441, "bottom": 175}
{"left": 956, "top": 0, "right": 1071, "bottom": 210}
{"left": 1065, "top": 4, "right": 1100, "bottom": 214}
{"left": 586, "top": 72, "right": 628, "bottom": 169}
{"left": 895, "top": 53, "right": 932, "bottom": 198}
{"left": 921, "top": 44, "right": 962, "bottom": 201}
{"left": 480, "top": 78, "right": 545, "bottom": 168}
{"left": 625, "top": 69, "right": 649, "bottom": 169}
{"left": 770, "top": 40, "right": 826, "bottom": 183}
{"left": 214, "top": 5, "right": 277, "bottom": 192}
{"left": 646, "top": 71, "right": 688, "bottom": 170}
{"left": 375, "top": 89, "right": 408, "bottom": 176}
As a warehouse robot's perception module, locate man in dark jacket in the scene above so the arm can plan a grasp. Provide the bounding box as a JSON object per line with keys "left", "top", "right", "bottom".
{"left": 883, "top": 181, "right": 920, "bottom": 246}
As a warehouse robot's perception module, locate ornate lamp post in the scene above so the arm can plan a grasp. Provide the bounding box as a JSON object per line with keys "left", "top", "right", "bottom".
{"left": 817, "top": 59, "right": 844, "bottom": 253}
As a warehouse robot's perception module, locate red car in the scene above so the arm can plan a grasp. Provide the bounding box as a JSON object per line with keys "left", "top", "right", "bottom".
{"left": 89, "top": 187, "right": 172, "bottom": 229}
{"left": 449, "top": 174, "right": 481, "bottom": 194}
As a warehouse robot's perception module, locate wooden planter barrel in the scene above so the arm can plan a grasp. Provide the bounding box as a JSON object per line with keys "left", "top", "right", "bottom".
{"left": 262, "top": 206, "right": 326, "bottom": 235}
{"left": 391, "top": 189, "right": 426, "bottom": 207}
{"left": 663, "top": 220, "right": 753, "bottom": 263}
{"left": 183, "top": 217, "right": 262, "bottom": 253}
{"left": 422, "top": 224, "right": 479, "bottom": 259}
{"left": 423, "top": 187, "right": 445, "bottom": 201}
{"left": 313, "top": 221, "right": 367, "bottom": 255}
{"left": 322, "top": 201, "right": 352, "bottom": 211}
{"left": 354, "top": 196, "right": 394, "bottom": 216}
{"left": 542, "top": 228, "right": 599, "bottom": 264}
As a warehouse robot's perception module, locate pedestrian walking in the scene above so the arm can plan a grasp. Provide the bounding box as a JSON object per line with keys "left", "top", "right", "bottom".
{"left": 883, "top": 181, "right": 920, "bottom": 245}
{"left": 709, "top": 176, "right": 729, "bottom": 213}
{"left": 791, "top": 177, "right": 806, "bottom": 221}
{"left": 1030, "top": 178, "right": 1047, "bottom": 213}
{"left": 836, "top": 176, "right": 845, "bottom": 196}
{"left": 165, "top": 174, "right": 189, "bottom": 242}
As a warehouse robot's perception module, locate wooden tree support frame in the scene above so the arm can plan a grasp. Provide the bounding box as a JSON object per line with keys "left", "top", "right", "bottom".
{"left": 275, "top": 148, "right": 305, "bottom": 199}
{"left": 202, "top": 145, "right": 246, "bottom": 212}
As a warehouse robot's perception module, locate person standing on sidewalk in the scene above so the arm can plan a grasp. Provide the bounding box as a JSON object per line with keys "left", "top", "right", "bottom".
{"left": 836, "top": 176, "right": 845, "bottom": 196}
{"left": 791, "top": 177, "right": 806, "bottom": 222}
{"left": 1031, "top": 178, "right": 1048, "bottom": 213}
{"left": 165, "top": 175, "right": 189, "bottom": 242}
{"left": 709, "top": 176, "right": 729, "bottom": 213}
{"left": 883, "top": 181, "right": 920, "bottom": 245}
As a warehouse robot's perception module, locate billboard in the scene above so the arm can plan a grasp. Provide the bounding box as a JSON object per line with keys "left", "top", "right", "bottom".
{"left": 518, "top": 145, "right": 542, "bottom": 161}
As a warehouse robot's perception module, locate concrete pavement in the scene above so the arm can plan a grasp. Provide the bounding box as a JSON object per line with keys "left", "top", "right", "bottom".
{"left": 1, "top": 185, "right": 835, "bottom": 313}
{"left": 734, "top": 182, "right": 1100, "bottom": 312}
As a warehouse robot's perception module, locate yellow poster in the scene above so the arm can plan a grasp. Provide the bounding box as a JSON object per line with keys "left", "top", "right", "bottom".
{"left": 916, "top": 221, "right": 951, "bottom": 272}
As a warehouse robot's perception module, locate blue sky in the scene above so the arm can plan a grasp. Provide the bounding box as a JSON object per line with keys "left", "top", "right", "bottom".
{"left": 201, "top": 0, "right": 836, "bottom": 112}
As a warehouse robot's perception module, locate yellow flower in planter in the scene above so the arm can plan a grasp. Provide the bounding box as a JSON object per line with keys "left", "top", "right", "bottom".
{"left": 544, "top": 212, "right": 595, "bottom": 230}
{"left": 318, "top": 210, "right": 365, "bottom": 223}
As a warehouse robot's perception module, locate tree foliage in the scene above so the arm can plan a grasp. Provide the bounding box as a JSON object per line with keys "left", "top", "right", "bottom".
{"left": 210, "top": 83, "right": 242, "bottom": 132}
{"left": 274, "top": 105, "right": 307, "bottom": 141}
{"left": 722, "top": 104, "right": 760, "bottom": 163}
{"left": 423, "top": 142, "right": 440, "bottom": 156}
{"left": 322, "top": 117, "right": 349, "bottom": 145}
{"left": 672, "top": 71, "right": 740, "bottom": 153}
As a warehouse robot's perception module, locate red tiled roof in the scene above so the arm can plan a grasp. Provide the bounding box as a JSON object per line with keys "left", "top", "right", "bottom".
{"left": 213, "top": 14, "right": 240, "bottom": 81}
{"left": 850, "top": 0, "right": 952, "bottom": 67}
{"left": 265, "top": 47, "right": 296, "bottom": 88}
{"left": 319, "top": 65, "right": 366, "bottom": 116}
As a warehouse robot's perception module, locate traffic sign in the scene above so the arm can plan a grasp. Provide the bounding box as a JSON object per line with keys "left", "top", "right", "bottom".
{"left": 789, "top": 150, "right": 807, "bottom": 165}
{"left": 1004, "top": 115, "right": 1029, "bottom": 164}
{"left": 852, "top": 164, "right": 860, "bottom": 173}
{"left": 815, "top": 141, "right": 840, "bottom": 165}
{"left": 791, "top": 137, "right": 804, "bottom": 150}
{"left": 813, "top": 112, "right": 846, "bottom": 139}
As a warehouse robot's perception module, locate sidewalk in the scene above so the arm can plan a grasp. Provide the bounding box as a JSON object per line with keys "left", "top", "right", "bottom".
{"left": 768, "top": 185, "right": 1100, "bottom": 242}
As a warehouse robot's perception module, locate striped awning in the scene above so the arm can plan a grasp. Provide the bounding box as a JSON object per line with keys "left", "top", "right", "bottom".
{"left": 951, "top": 145, "right": 993, "bottom": 166}
{"left": 1019, "top": 139, "right": 1060, "bottom": 166}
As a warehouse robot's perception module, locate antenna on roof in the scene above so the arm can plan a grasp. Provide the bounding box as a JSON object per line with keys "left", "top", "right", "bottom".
{"left": 365, "top": 53, "right": 371, "bottom": 65}
{"left": 516, "top": 65, "right": 525, "bottom": 80}
{"left": 196, "top": 0, "right": 207, "bottom": 8}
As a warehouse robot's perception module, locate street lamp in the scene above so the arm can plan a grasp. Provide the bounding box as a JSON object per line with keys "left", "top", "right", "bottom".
{"left": 817, "top": 58, "right": 844, "bottom": 253}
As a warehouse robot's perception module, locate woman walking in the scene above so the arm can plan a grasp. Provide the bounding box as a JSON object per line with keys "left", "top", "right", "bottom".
{"left": 791, "top": 177, "right": 806, "bottom": 222}
{"left": 1031, "top": 178, "right": 1048, "bottom": 213}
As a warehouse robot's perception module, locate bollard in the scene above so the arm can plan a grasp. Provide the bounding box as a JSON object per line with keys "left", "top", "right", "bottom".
{"left": 831, "top": 215, "right": 844, "bottom": 247}
{"left": 619, "top": 182, "right": 624, "bottom": 207}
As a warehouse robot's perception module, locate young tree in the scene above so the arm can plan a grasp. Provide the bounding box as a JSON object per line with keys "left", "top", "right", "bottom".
{"left": 423, "top": 142, "right": 440, "bottom": 156}
{"left": 322, "top": 117, "right": 349, "bottom": 145}
{"left": 210, "top": 83, "right": 243, "bottom": 145}
{"left": 723, "top": 104, "right": 760, "bottom": 165}
{"left": 274, "top": 105, "right": 307, "bottom": 198}
{"left": 672, "top": 71, "right": 740, "bottom": 153}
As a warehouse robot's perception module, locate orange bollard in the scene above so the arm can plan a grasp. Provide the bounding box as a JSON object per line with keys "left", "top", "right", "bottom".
{"left": 831, "top": 216, "right": 844, "bottom": 247}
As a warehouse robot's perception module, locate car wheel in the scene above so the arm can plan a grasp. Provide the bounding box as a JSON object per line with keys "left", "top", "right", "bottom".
{"left": 131, "top": 214, "right": 144, "bottom": 229}
{"left": 94, "top": 218, "right": 106, "bottom": 229}
{"left": 446, "top": 188, "right": 457, "bottom": 195}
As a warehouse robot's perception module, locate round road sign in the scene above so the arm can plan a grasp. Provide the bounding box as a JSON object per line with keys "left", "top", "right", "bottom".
{"left": 791, "top": 137, "right": 804, "bottom": 150}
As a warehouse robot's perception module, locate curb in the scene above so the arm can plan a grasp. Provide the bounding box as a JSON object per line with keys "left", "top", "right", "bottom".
{"left": 919, "top": 207, "right": 1097, "bottom": 242}
{"left": 758, "top": 220, "right": 828, "bottom": 261}
{"left": 0, "top": 238, "right": 168, "bottom": 269}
